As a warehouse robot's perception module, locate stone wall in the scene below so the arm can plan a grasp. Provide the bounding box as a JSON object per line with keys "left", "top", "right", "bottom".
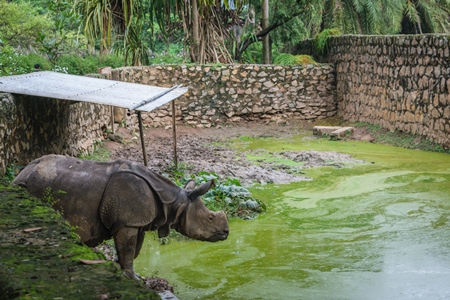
{"left": 295, "top": 34, "right": 450, "bottom": 147}
{"left": 0, "top": 64, "right": 336, "bottom": 173}
{"left": 0, "top": 93, "right": 110, "bottom": 173}
{"left": 110, "top": 64, "right": 337, "bottom": 128}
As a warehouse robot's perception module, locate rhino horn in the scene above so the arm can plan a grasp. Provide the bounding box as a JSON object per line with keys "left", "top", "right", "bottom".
{"left": 187, "top": 179, "right": 215, "bottom": 201}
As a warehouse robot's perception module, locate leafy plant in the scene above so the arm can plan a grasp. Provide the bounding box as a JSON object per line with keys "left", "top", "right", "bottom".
{"left": 55, "top": 54, "right": 124, "bottom": 75}
{"left": 273, "top": 53, "right": 318, "bottom": 66}
{"left": 113, "top": 20, "right": 150, "bottom": 66}
{"left": 0, "top": 0, "right": 51, "bottom": 49}
{"left": 314, "top": 28, "right": 341, "bottom": 54}
{"left": 174, "top": 172, "right": 266, "bottom": 220}
{"left": 5, "top": 164, "right": 21, "bottom": 182}
{"left": 0, "top": 45, "right": 30, "bottom": 76}
{"left": 144, "top": 41, "right": 187, "bottom": 65}
{"left": 36, "top": 0, "right": 82, "bottom": 66}
{"left": 240, "top": 40, "right": 262, "bottom": 64}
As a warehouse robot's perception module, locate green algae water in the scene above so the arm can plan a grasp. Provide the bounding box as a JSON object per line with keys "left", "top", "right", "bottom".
{"left": 135, "top": 135, "right": 450, "bottom": 299}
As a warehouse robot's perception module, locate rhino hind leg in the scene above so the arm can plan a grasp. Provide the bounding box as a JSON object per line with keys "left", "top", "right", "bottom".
{"left": 113, "top": 226, "right": 140, "bottom": 280}
{"left": 135, "top": 230, "right": 145, "bottom": 259}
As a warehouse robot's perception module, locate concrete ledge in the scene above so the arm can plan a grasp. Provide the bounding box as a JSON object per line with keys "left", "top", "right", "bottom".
{"left": 330, "top": 127, "right": 354, "bottom": 137}
{"left": 313, "top": 126, "right": 342, "bottom": 136}
{"left": 313, "top": 126, "right": 354, "bottom": 138}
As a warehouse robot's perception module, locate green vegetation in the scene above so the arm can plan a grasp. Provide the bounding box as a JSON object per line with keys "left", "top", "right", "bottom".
{"left": 314, "top": 28, "right": 341, "bottom": 54}
{"left": 175, "top": 172, "right": 265, "bottom": 219}
{"left": 53, "top": 55, "right": 124, "bottom": 75}
{"left": 2, "top": 0, "right": 450, "bottom": 70}
{"left": 161, "top": 164, "right": 266, "bottom": 220}
{"left": 354, "top": 122, "right": 450, "bottom": 153}
{"left": 78, "top": 140, "right": 111, "bottom": 161}
{"left": 273, "top": 53, "right": 318, "bottom": 66}
{"left": 0, "top": 177, "right": 159, "bottom": 299}
{"left": 0, "top": 0, "right": 51, "bottom": 49}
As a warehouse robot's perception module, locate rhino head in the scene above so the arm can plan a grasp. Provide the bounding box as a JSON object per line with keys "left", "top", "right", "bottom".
{"left": 173, "top": 179, "right": 229, "bottom": 242}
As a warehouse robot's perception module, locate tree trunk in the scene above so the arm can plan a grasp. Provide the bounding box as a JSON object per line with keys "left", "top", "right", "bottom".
{"left": 190, "top": 0, "right": 200, "bottom": 62}
{"left": 262, "top": 0, "right": 271, "bottom": 64}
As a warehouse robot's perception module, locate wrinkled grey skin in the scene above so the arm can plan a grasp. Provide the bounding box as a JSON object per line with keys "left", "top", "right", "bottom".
{"left": 12, "top": 154, "right": 229, "bottom": 279}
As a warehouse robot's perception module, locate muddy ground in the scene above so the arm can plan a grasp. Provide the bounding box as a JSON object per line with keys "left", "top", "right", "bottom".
{"left": 105, "top": 119, "right": 370, "bottom": 186}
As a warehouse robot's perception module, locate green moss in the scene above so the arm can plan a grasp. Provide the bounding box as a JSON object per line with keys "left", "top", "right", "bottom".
{"left": 354, "top": 122, "right": 450, "bottom": 153}
{"left": 0, "top": 178, "right": 159, "bottom": 299}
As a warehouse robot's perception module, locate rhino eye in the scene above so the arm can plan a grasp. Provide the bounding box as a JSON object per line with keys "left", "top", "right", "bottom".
{"left": 208, "top": 214, "right": 214, "bottom": 221}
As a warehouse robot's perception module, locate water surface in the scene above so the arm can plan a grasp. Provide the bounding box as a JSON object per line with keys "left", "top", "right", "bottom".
{"left": 135, "top": 136, "right": 450, "bottom": 299}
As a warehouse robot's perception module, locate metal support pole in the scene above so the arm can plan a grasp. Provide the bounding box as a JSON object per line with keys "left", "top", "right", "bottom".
{"left": 171, "top": 100, "right": 178, "bottom": 168}
{"left": 137, "top": 111, "right": 148, "bottom": 167}
{"left": 110, "top": 106, "right": 115, "bottom": 134}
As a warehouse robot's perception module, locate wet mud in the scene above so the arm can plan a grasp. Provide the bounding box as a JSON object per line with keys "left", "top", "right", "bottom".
{"left": 107, "top": 120, "right": 366, "bottom": 186}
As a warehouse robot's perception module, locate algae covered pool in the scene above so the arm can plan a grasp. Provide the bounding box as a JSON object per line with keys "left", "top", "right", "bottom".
{"left": 135, "top": 135, "right": 450, "bottom": 299}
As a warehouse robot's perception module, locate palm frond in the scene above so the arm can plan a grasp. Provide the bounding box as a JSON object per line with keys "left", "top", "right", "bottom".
{"left": 379, "top": 0, "right": 403, "bottom": 33}
{"left": 405, "top": 0, "right": 422, "bottom": 32}
{"left": 416, "top": 0, "right": 450, "bottom": 33}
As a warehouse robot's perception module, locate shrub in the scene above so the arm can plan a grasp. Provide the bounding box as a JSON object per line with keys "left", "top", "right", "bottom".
{"left": 56, "top": 55, "right": 124, "bottom": 75}
{"left": 314, "top": 28, "right": 341, "bottom": 54}
{"left": 273, "top": 53, "right": 318, "bottom": 66}
{"left": 0, "top": 45, "right": 30, "bottom": 76}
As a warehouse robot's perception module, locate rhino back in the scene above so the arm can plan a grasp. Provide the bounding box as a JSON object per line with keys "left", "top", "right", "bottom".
{"left": 16, "top": 155, "right": 114, "bottom": 198}
{"left": 15, "top": 155, "right": 117, "bottom": 245}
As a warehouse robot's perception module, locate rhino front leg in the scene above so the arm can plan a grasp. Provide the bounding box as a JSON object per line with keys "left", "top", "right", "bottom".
{"left": 113, "top": 227, "right": 140, "bottom": 280}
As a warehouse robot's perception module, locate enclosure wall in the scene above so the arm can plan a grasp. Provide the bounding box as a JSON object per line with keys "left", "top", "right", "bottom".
{"left": 0, "top": 93, "right": 110, "bottom": 174}
{"left": 110, "top": 64, "right": 337, "bottom": 128}
{"left": 295, "top": 34, "right": 450, "bottom": 147}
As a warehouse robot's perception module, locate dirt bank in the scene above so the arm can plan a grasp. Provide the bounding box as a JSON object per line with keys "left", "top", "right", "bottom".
{"left": 106, "top": 119, "right": 367, "bottom": 186}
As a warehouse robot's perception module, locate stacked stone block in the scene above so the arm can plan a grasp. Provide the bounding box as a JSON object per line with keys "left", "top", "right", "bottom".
{"left": 111, "top": 64, "right": 337, "bottom": 128}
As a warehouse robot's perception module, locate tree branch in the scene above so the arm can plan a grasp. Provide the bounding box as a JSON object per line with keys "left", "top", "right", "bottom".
{"left": 235, "top": 1, "right": 312, "bottom": 62}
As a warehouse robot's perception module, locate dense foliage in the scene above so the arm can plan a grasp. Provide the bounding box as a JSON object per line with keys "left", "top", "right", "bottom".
{"left": 1, "top": 0, "right": 450, "bottom": 71}
{"left": 0, "top": 0, "right": 51, "bottom": 49}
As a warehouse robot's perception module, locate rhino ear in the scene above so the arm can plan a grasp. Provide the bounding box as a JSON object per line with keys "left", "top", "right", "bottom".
{"left": 188, "top": 179, "right": 215, "bottom": 201}
{"left": 184, "top": 179, "right": 197, "bottom": 191}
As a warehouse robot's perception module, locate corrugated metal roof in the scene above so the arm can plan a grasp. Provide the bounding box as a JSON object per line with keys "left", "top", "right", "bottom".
{"left": 0, "top": 71, "right": 188, "bottom": 112}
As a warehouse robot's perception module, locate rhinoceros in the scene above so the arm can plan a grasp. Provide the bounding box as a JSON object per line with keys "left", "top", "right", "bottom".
{"left": 12, "top": 154, "right": 229, "bottom": 279}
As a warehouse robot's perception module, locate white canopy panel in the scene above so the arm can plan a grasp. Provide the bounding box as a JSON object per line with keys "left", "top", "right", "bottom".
{"left": 0, "top": 71, "right": 188, "bottom": 112}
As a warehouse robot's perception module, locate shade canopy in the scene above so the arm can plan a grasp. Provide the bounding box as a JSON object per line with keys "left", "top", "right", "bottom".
{"left": 0, "top": 71, "right": 188, "bottom": 112}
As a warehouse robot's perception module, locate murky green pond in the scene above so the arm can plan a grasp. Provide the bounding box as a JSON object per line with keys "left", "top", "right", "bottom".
{"left": 135, "top": 135, "right": 450, "bottom": 299}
